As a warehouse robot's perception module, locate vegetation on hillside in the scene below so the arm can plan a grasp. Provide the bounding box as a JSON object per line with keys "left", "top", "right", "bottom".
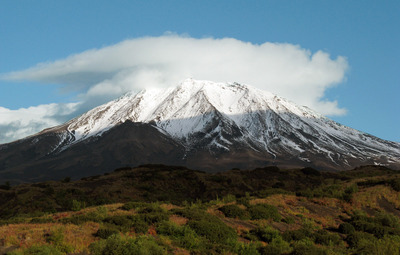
{"left": 0, "top": 164, "right": 399, "bottom": 254}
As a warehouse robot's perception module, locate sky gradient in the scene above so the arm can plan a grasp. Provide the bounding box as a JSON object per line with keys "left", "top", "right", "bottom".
{"left": 0, "top": 0, "right": 399, "bottom": 143}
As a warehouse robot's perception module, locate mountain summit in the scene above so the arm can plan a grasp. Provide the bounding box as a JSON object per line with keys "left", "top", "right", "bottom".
{"left": 1, "top": 79, "right": 399, "bottom": 183}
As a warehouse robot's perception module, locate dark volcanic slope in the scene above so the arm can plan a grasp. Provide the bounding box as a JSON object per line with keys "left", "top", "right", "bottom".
{"left": 0, "top": 122, "right": 186, "bottom": 183}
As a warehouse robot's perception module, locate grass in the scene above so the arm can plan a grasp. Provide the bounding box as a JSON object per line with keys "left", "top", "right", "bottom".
{"left": 1, "top": 164, "right": 400, "bottom": 254}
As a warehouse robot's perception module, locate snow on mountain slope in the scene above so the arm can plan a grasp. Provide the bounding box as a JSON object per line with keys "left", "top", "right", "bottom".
{"left": 45, "top": 78, "right": 400, "bottom": 169}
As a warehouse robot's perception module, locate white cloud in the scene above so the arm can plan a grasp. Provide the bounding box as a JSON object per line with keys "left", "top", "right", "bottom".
{"left": 0, "top": 103, "right": 79, "bottom": 143}
{"left": 1, "top": 34, "right": 349, "bottom": 143}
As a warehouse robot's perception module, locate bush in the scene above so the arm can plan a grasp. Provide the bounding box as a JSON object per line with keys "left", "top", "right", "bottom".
{"left": 222, "top": 194, "right": 236, "bottom": 203}
{"left": 349, "top": 233, "right": 396, "bottom": 254}
{"left": 282, "top": 216, "right": 295, "bottom": 224}
{"left": 95, "top": 227, "right": 120, "bottom": 239}
{"left": 16, "top": 244, "right": 63, "bottom": 255}
{"left": 252, "top": 226, "right": 280, "bottom": 242}
{"left": 172, "top": 208, "right": 206, "bottom": 220}
{"left": 376, "top": 211, "right": 400, "bottom": 228}
{"left": 179, "top": 227, "right": 202, "bottom": 250}
{"left": 291, "top": 238, "right": 327, "bottom": 255}
{"left": 338, "top": 222, "right": 355, "bottom": 234}
{"left": 219, "top": 204, "right": 248, "bottom": 219}
{"left": 132, "top": 218, "right": 149, "bottom": 234}
{"left": 121, "top": 201, "right": 148, "bottom": 211}
{"left": 234, "top": 241, "right": 260, "bottom": 255}
{"left": 30, "top": 217, "right": 54, "bottom": 224}
{"left": 157, "top": 221, "right": 183, "bottom": 237}
{"left": 173, "top": 207, "right": 237, "bottom": 244}
{"left": 346, "top": 231, "right": 375, "bottom": 248}
{"left": 352, "top": 220, "right": 388, "bottom": 238}
{"left": 189, "top": 218, "right": 236, "bottom": 244}
{"left": 103, "top": 215, "right": 135, "bottom": 232}
{"left": 90, "top": 235, "right": 167, "bottom": 255}
{"left": 236, "top": 196, "right": 250, "bottom": 207}
{"left": 157, "top": 221, "right": 202, "bottom": 250}
{"left": 366, "top": 235, "right": 400, "bottom": 255}
{"left": 283, "top": 227, "right": 313, "bottom": 242}
{"left": 314, "top": 229, "right": 341, "bottom": 246}
{"left": 248, "top": 204, "right": 281, "bottom": 221}
{"left": 71, "top": 199, "right": 85, "bottom": 211}
{"left": 260, "top": 236, "right": 292, "bottom": 255}
{"left": 137, "top": 204, "right": 170, "bottom": 224}
{"left": 296, "top": 188, "right": 314, "bottom": 199}
{"left": 256, "top": 188, "right": 291, "bottom": 198}
{"left": 45, "top": 229, "right": 74, "bottom": 254}
{"left": 390, "top": 178, "right": 400, "bottom": 191}
{"left": 62, "top": 209, "right": 107, "bottom": 225}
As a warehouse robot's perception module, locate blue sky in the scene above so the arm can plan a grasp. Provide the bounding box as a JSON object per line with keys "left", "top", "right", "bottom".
{"left": 0, "top": 0, "right": 399, "bottom": 143}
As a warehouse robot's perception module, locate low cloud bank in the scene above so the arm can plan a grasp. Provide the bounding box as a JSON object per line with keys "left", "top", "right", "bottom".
{"left": 1, "top": 35, "right": 348, "bottom": 143}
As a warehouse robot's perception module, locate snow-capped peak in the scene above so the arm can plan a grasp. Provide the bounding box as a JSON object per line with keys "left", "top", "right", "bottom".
{"left": 60, "top": 78, "right": 399, "bottom": 169}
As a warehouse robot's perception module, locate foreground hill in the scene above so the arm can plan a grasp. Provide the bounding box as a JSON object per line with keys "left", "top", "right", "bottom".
{"left": 1, "top": 79, "right": 399, "bottom": 183}
{"left": 1, "top": 165, "right": 400, "bottom": 254}
{"left": 0, "top": 164, "right": 396, "bottom": 217}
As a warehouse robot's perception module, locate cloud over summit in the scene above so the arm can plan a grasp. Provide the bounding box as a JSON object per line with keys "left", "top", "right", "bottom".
{"left": 1, "top": 35, "right": 349, "bottom": 143}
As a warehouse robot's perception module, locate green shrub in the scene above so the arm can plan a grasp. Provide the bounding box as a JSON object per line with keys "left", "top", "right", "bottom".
{"left": 314, "top": 229, "right": 341, "bottom": 246}
{"left": 95, "top": 206, "right": 108, "bottom": 217}
{"left": 17, "top": 244, "right": 63, "bottom": 255}
{"left": 282, "top": 227, "right": 313, "bottom": 242}
{"left": 256, "top": 188, "right": 291, "bottom": 198}
{"left": 89, "top": 234, "right": 167, "bottom": 255}
{"left": 366, "top": 235, "right": 400, "bottom": 255}
{"left": 291, "top": 238, "right": 327, "bottom": 255}
{"left": 179, "top": 227, "right": 202, "bottom": 250}
{"left": 234, "top": 241, "right": 260, "bottom": 255}
{"left": 346, "top": 231, "right": 376, "bottom": 248}
{"left": 390, "top": 178, "right": 400, "bottom": 191}
{"left": 95, "top": 227, "right": 120, "bottom": 239}
{"left": 103, "top": 215, "right": 134, "bottom": 232}
{"left": 282, "top": 216, "right": 295, "bottom": 224}
{"left": 71, "top": 199, "right": 85, "bottom": 211}
{"left": 338, "top": 222, "right": 355, "bottom": 234}
{"left": 260, "top": 236, "right": 292, "bottom": 255}
{"left": 187, "top": 213, "right": 237, "bottom": 244}
{"left": 30, "top": 217, "right": 54, "bottom": 224}
{"left": 157, "top": 221, "right": 182, "bottom": 237}
{"left": 352, "top": 220, "right": 388, "bottom": 238}
{"left": 132, "top": 218, "right": 149, "bottom": 234}
{"left": 342, "top": 184, "right": 358, "bottom": 202}
{"left": 376, "top": 211, "right": 400, "bottom": 228}
{"left": 172, "top": 208, "right": 206, "bottom": 220}
{"left": 296, "top": 188, "right": 314, "bottom": 199}
{"left": 45, "top": 229, "right": 74, "bottom": 254}
{"left": 219, "top": 204, "right": 248, "bottom": 219}
{"left": 121, "top": 201, "right": 148, "bottom": 211}
{"left": 252, "top": 226, "right": 280, "bottom": 242}
{"left": 236, "top": 196, "right": 250, "bottom": 207}
{"left": 157, "top": 221, "right": 202, "bottom": 250}
{"left": 222, "top": 194, "right": 236, "bottom": 203}
{"left": 136, "top": 204, "right": 170, "bottom": 224}
{"left": 248, "top": 204, "right": 281, "bottom": 221}
{"left": 350, "top": 234, "right": 399, "bottom": 255}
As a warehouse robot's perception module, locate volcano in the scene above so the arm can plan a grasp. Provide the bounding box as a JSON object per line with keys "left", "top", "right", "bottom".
{"left": 1, "top": 79, "right": 399, "bottom": 183}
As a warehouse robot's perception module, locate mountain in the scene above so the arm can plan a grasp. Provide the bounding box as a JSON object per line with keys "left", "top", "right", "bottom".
{"left": 0, "top": 79, "right": 399, "bottom": 183}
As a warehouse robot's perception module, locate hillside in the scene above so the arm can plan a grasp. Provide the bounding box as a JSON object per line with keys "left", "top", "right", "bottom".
{"left": 1, "top": 165, "right": 400, "bottom": 254}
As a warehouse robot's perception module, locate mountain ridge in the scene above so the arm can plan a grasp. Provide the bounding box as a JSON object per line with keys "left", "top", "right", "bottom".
{"left": 0, "top": 79, "right": 399, "bottom": 183}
